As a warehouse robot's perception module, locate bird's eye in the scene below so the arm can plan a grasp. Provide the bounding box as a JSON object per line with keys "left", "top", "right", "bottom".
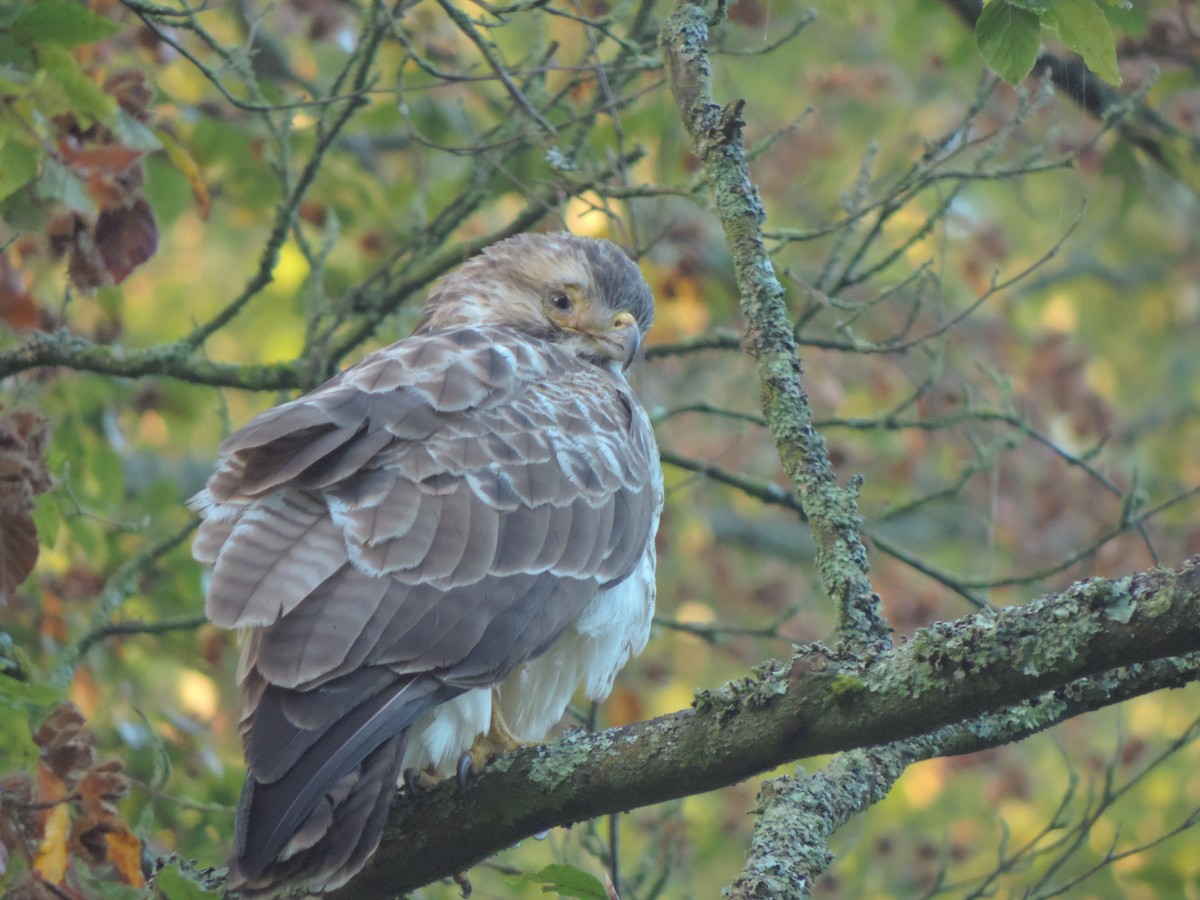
{"left": 549, "top": 291, "right": 573, "bottom": 312}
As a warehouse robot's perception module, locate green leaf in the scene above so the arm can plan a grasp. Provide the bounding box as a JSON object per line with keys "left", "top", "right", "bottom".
{"left": 36, "top": 157, "right": 95, "bottom": 215}
{"left": 31, "top": 491, "right": 61, "bottom": 550}
{"left": 88, "top": 437, "right": 126, "bottom": 508}
{"left": 1044, "top": 0, "right": 1121, "bottom": 85}
{"left": 154, "top": 862, "right": 224, "bottom": 900}
{"left": 0, "top": 139, "right": 36, "bottom": 203}
{"left": 0, "top": 672, "right": 61, "bottom": 769}
{"left": 111, "top": 110, "right": 163, "bottom": 152}
{"left": 513, "top": 864, "right": 610, "bottom": 899}
{"left": 13, "top": 0, "right": 120, "bottom": 46}
{"left": 0, "top": 4, "right": 23, "bottom": 29}
{"left": 35, "top": 41, "right": 116, "bottom": 122}
{"left": 0, "top": 32, "right": 33, "bottom": 67}
{"left": 0, "top": 66, "right": 29, "bottom": 95}
{"left": 976, "top": 0, "right": 1042, "bottom": 84}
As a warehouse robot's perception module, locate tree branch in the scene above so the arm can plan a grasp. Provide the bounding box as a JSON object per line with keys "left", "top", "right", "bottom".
{"left": 0, "top": 329, "right": 302, "bottom": 390}
{"left": 939, "top": 0, "right": 1200, "bottom": 181}
{"left": 729, "top": 652, "right": 1200, "bottom": 897}
{"left": 330, "top": 556, "right": 1200, "bottom": 897}
{"left": 659, "top": 0, "right": 884, "bottom": 646}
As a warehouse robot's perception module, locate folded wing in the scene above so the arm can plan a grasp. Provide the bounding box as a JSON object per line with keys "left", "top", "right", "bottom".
{"left": 193, "top": 327, "right": 658, "bottom": 893}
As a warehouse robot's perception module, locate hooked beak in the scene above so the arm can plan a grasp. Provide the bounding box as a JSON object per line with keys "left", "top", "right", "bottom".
{"left": 573, "top": 309, "right": 643, "bottom": 371}
{"left": 609, "top": 311, "right": 641, "bottom": 371}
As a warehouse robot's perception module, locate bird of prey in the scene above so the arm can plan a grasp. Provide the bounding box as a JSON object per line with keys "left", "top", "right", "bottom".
{"left": 192, "top": 233, "right": 663, "bottom": 895}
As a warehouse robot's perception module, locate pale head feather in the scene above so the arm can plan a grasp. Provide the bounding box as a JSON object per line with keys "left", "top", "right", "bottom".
{"left": 415, "top": 233, "right": 654, "bottom": 352}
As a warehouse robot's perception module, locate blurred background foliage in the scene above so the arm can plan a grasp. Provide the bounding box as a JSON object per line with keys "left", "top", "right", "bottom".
{"left": 2, "top": 0, "right": 1200, "bottom": 897}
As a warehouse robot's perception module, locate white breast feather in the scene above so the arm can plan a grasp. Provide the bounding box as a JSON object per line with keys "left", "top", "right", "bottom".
{"left": 402, "top": 688, "right": 492, "bottom": 776}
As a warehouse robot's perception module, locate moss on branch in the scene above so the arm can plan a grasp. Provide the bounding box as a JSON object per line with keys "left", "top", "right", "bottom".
{"left": 659, "top": 0, "right": 885, "bottom": 647}
{"left": 331, "top": 557, "right": 1200, "bottom": 898}
{"left": 0, "top": 329, "right": 302, "bottom": 390}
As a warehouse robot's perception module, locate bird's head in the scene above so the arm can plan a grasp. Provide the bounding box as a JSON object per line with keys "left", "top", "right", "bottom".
{"left": 417, "top": 233, "right": 654, "bottom": 371}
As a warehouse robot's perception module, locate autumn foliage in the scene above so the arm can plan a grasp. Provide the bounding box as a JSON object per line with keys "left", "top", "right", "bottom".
{"left": 3, "top": 0, "right": 1200, "bottom": 897}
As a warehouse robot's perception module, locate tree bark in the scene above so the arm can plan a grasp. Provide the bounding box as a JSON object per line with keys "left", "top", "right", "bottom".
{"left": 331, "top": 557, "right": 1200, "bottom": 897}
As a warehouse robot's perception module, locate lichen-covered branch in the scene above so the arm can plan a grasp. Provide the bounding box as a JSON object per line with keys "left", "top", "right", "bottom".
{"left": 328, "top": 556, "right": 1200, "bottom": 897}
{"left": 727, "top": 743, "right": 932, "bottom": 900}
{"left": 659, "top": 0, "right": 884, "bottom": 646}
{"left": 0, "top": 329, "right": 303, "bottom": 390}
{"left": 728, "top": 652, "right": 1200, "bottom": 898}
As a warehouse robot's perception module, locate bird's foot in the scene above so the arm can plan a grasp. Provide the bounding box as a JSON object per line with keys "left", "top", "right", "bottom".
{"left": 457, "top": 703, "right": 524, "bottom": 788}
{"left": 402, "top": 766, "right": 441, "bottom": 797}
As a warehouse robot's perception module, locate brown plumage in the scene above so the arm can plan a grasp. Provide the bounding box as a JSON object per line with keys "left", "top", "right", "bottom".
{"left": 193, "top": 233, "right": 662, "bottom": 895}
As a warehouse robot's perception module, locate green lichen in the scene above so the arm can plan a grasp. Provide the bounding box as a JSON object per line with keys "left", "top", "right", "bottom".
{"left": 863, "top": 583, "right": 1123, "bottom": 698}
{"left": 829, "top": 674, "right": 866, "bottom": 701}
{"left": 527, "top": 730, "right": 613, "bottom": 791}
{"left": 694, "top": 658, "right": 789, "bottom": 717}
{"left": 1104, "top": 594, "right": 1136, "bottom": 624}
{"left": 1139, "top": 570, "right": 1175, "bottom": 618}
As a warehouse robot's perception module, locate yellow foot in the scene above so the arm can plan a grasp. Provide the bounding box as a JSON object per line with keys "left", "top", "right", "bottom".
{"left": 402, "top": 766, "right": 442, "bottom": 795}
{"left": 461, "top": 696, "right": 524, "bottom": 782}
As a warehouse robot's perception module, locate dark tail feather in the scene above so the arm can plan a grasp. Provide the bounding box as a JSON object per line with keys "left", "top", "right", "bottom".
{"left": 230, "top": 675, "right": 463, "bottom": 895}
{"left": 230, "top": 731, "right": 408, "bottom": 896}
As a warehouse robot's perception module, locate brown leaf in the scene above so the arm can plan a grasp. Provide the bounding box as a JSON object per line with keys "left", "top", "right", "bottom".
{"left": 0, "top": 253, "right": 40, "bottom": 331}
{"left": 0, "top": 410, "right": 51, "bottom": 494}
{"left": 33, "top": 704, "right": 94, "bottom": 786}
{"left": 34, "top": 762, "right": 68, "bottom": 821}
{"left": 729, "top": 0, "right": 768, "bottom": 27}
{"left": 603, "top": 684, "right": 643, "bottom": 728}
{"left": 39, "top": 589, "right": 68, "bottom": 643}
{"left": 103, "top": 70, "right": 153, "bottom": 122}
{"left": 0, "top": 512, "right": 38, "bottom": 601}
{"left": 77, "top": 760, "right": 128, "bottom": 825}
{"left": 1, "top": 772, "right": 40, "bottom": 842}
{"left": 65, "top": 232, "right": 108, "bottom": 292}
{"left": 95, "top": 198, "right": 157, "bottom": 284}
{"left": 57, "top": 138, "right": 142, "bottom": 178}
{"left": 71, "top": 817, "right": 109, "bottom": 867}
{"left": 23, "top": 707, "right": 147, "bottom": 891}
{"left": 0, "top": 410, "right": 51, "bottom": 600}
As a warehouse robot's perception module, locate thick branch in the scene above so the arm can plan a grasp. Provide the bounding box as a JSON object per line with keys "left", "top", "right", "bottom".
{"left": 331, "top": 556, "right": 1200, "bottom": 897}
{"left": 729, "top": 653, "right": 1200, "bottom": 898}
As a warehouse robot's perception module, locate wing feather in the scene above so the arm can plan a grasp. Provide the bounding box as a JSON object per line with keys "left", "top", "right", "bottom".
{"left": 207, "top": 491, "right": 345, "bottom": 628}
{"left": 196, "top": 326, "right": 661, "bottom": 894}
{"left": 253, "top": 564, "right": 390, "bottom": 689}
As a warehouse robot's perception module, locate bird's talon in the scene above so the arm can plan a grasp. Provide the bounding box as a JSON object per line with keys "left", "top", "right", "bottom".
{"left": 456, "top": 750, "right": 473, "bottom": 790}
{"left": 453, "top": 870, "right": 472, "bottom": 897}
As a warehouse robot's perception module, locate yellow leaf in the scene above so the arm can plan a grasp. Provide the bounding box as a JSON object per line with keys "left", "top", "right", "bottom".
{"left": 106, "top": 828, "right": 146, "bottom": 887}
{"left": 33, "top": 803, "right": 70, "bottom": 884}
{"left": 156, "top": 126, "right": 210, "bottom": 219}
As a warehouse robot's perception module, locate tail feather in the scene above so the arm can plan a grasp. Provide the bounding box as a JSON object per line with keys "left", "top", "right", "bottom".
{"left": 230, "top": 732, "right": 408, "bottom": 896}
{"left": 231, "top": 674, "right": 462, "bottom": 894}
